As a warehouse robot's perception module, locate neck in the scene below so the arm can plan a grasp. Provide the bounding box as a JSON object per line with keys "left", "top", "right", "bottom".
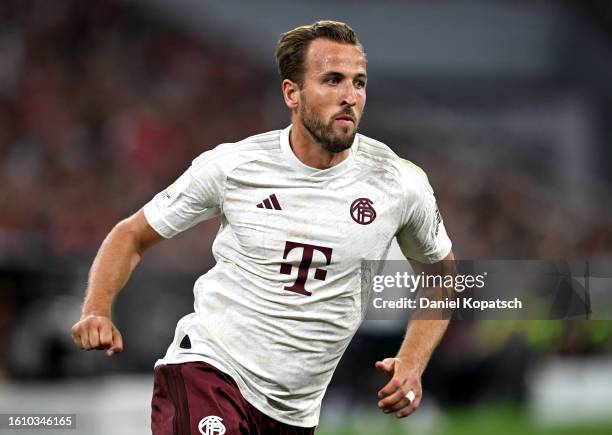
{"left": 289, "top": 118, "right": 351, "bottom": 170}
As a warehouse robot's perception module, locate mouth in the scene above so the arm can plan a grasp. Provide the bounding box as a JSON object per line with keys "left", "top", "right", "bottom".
{"left": 334, "top": 115, "right": 355, "bottom": 124}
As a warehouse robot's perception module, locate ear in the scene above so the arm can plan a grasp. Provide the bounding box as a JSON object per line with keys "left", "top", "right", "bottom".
{"left": 282, "top": 79, "right": 300, "bottom": 110}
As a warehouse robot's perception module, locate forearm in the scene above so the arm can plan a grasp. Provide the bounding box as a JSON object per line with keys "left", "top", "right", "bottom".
{"left": 81, "top": 221, "right": 144, "bottom": 317}
{"left": 398, "top": 251, "right": 455, "bottom": 375}
{"left": 396, "top": 319, "right": 449, "bottom": 376}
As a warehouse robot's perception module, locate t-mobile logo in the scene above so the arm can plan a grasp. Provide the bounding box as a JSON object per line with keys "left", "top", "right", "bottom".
{"left": 279, "top": 241, "right": 333, "bottom": 296}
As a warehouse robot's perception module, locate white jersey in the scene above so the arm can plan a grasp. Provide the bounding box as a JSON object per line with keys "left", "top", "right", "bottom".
{"left": 143, "top": 125, "right": 452, "bottom": 427}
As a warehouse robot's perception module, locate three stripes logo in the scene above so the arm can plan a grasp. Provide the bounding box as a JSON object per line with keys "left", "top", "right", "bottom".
{"left": 257, "top": 193, "right": 282, "bottom": 210}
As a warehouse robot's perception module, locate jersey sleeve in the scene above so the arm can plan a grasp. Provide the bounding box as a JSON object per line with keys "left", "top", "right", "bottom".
{"left": 143, "top": 150, "right": 225, "bottom": 238}
{"left": 395, "top": 161, "right": 452, "bottom": 263}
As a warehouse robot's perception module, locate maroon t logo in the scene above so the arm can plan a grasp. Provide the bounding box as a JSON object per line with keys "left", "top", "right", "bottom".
{"left": 279, "top": 241, "right": 333, "bottom": 296}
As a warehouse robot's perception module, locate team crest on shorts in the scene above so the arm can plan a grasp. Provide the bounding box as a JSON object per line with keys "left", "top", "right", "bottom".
{"left": 198, "top": 415, "right": 226, "bottom": 435}
{"left": 350, "top": 198, "right": 376, "bottom": 225}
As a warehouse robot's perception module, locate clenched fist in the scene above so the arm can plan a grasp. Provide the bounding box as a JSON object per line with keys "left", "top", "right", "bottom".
{"left": 71, "top": 314, "right": 123, "bottom": 357}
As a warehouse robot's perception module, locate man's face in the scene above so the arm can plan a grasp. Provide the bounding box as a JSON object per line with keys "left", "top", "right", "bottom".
{"left": 297, "top": 38, "right": 367, "bottom": 153}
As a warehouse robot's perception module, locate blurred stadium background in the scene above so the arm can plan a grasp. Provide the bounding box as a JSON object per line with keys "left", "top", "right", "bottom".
{"left": 1, "top": 0, "right": 612, "bottom": 434}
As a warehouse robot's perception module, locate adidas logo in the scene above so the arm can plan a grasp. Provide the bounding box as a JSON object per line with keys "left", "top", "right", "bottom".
{"left": 257, "top": 193, "right": 282, "bottom": 210}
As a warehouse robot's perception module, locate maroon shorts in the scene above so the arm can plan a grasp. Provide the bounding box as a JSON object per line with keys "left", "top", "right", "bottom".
{"left": 151, "top": 361, "right": 316, "bottom": 435}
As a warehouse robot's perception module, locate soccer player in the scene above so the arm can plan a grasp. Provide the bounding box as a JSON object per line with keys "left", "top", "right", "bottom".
{"left": 71, "top": 20, "right": 454, "bottom": 434}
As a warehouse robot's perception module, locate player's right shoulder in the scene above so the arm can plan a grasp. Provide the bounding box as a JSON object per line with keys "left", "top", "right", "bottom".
{"left": 191, "top": 129, "right": 282, "bottom": 174}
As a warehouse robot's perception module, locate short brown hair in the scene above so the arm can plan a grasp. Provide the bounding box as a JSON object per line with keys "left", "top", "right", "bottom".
{"left": 275, "top": 20, "right": 363, "bottom": 87}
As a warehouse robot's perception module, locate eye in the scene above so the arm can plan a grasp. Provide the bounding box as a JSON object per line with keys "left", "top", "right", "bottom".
{"left": 327, "top": 77, "right": 340, "bottom": 85}
{"left": 354, "top": 79, "right": 366, "bottom": 89}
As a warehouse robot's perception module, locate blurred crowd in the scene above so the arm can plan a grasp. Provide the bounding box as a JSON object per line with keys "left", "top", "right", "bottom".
{"left": 400, "top": 128, "right": 612, "bottom": 261}
{"left": 0, "top": 0, "right": 268, "bottom": 262}
{"left": 1, "top": 0, "right": 610, "bottom": 266}
{"left": 1, "top": 0, "right": 611, "bottom": 265}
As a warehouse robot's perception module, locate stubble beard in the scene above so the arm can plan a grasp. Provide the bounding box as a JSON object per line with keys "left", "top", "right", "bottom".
{"left": 299, "top": 103, "right": 359, "bottom": 154}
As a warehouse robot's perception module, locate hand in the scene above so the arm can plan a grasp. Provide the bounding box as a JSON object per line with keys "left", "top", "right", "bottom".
{"left": 70, "top": 314, "right": 124, "bottom": 357}
{"left": 375, "top": 357, "right": 422, "bottom": 418}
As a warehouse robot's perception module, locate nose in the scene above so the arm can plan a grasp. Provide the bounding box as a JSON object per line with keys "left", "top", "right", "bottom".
{"left": 340, "top": 81, "right": 357, "bottom": 107}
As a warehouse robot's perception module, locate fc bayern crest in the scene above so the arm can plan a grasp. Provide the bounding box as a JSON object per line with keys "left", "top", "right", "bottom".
{"left": 350, "top": 198, "right": 376, "bottom": 225}
{"left": 198, "top": 416, "right": 226, "bottom": 435}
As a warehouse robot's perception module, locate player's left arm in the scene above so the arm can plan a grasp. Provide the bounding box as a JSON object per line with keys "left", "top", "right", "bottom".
{"left": 375, "top": 249, "right": 455, "bottom": 418}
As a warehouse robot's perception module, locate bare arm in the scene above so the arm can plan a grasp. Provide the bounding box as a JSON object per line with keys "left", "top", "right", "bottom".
{"left": 376, "top": 250, "right": 455, "bottom": 418}
{"left": 71, "top": 209, "right": 164, "bottom": 356}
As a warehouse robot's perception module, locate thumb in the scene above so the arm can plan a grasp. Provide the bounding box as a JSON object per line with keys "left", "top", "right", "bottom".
{"left": 106, "top": 327, "right": 124, "bottom": 357}
{"left": 375, "top": 358, "right": 397, "bottom": 375}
